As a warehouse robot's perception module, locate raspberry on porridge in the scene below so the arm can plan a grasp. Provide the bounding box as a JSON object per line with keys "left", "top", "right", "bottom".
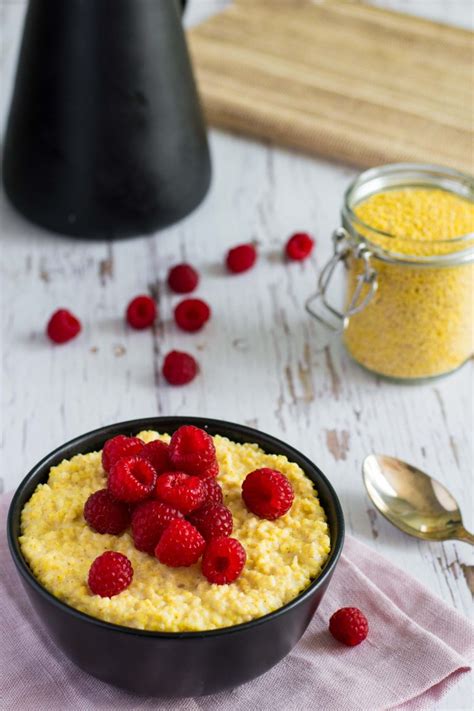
{"left": 19, "top": 429, "right": 330, "bottom": 632}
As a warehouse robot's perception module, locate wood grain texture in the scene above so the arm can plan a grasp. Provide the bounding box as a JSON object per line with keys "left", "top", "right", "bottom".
{"left": 1, "top": 2, "right": 473, "bottom": 709}
{"left": 188, "top": 0, "right": 473, "bottom": 172}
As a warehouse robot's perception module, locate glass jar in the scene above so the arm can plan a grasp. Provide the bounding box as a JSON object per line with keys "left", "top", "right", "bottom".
{"left": 307, "top": 164, "right": 474, "bottom": 381}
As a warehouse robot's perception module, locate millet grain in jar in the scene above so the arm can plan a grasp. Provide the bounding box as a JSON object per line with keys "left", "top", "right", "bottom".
{"left": 342, "top": 179, "right": 474, "bottom": 380}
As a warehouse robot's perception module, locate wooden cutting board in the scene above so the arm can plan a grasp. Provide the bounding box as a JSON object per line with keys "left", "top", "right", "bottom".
{"left": 188, "top": 0, "right": 473, "bottom": 172}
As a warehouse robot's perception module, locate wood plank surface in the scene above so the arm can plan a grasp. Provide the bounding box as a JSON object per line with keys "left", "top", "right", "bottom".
{"left": 1, "top": 2, "right": 473, "bottom": 709}
{"left": 188, "top": 0, "right": 474, "bottom": 172}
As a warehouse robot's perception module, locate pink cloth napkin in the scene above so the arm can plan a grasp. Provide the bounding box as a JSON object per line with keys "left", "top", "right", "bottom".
{"left": 1, "top": 491, "right": 472, "bottom": 711}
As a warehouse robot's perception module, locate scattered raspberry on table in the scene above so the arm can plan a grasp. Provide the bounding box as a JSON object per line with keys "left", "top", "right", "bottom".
{"left": 285, "top": 232, "right": 315, "bottom": 261}
{"left": 167, "top": 263, "right": 199, "bottom": 294}
{"left": 202, "top": 536, "right": 246, "bottom": 585}
{"left": 226, "top": 243, "right": 257, "bottom": 273}
{"left": 162, "top": 350, "right": 198, "bottom": 385}
{"left": 174, "top": 298, "right": 211, "bottom": 332}
{"left": 88, "top": 551, "right": 134, "bottom": 597}
{"left": 126, "top": 295, "right": 157, "bottom": 329}
{"left": 155, "top": 518, "right": 205, "bottom": 567}
{"left": 242, "top": 467, "right": 294, "bottom": 520}
{"left": 329, "top": 607, "right": 369, "bottom": 646}
{"left": 46, "top": 308, "right": 81, "bottom": 344}
{"left": 84, "top": 489, "right": 130, "bottom": 535}
{"left": 107, "top": 455, "right": 157, "bottom": 503}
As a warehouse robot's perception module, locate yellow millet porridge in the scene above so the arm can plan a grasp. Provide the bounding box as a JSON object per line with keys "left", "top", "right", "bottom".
{"left": 343, "top": 187, "right": 474, "bottom": 379}
{"left": 20, "top": 431, "right": 330, "bottom": 632}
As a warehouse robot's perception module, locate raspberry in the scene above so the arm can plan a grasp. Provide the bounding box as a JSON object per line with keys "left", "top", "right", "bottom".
{"left": 102, "top": 435, "right": 144, "bottom": 474}
{"left": 155, "top": 519, "right": 205, "bottom": 567}
{"left": 174, "top": 298, "right": 211, "bottom": 333}
{"left": 126, "top": 295, "right": 157, "bottom": 330}
{"left": 188, "top": 503, "right": 233, "bottom": 541}
{"left": 242, "top": 468, "right": 294, "bottom": 520}
{"left": 46, "top": 309, "right": 81, "bottom": 344}
{"left": 329, "top": 607, "right": 369, "bottom": 646}
{"left": 167, "top": 263, "right": 199, "bottom": 294}
{"left": 202, "top": 477, "right": 224, "bottom": 505}
{"left": 140, "top": 439, "right": 170, "bottom": 474}
{"left": 88, "top": 551, "right": 133, "bottom": 597}
{"left": 108, "top": 455, "right": 157, "bottom": 503}
{"left": 285, "top": 232, "right": 315, "bottom": 261}
{"left": 202, "top": 537, "right": 246, "bottom": 585}
{"left": 226, "top": 243, "right": 257, "bottom": 274}
{"left": 198, "top": 460, "right": 220, "bottom": 480}
{"left": 131, "top": 499, "right": 183, "bottom": 554}
{"left": 168, "top": 425, "right": 216, "bottom": 475}
{"left": 155, "top": 472, "right": 206, "bottom": 514}
{"left": 83, "top": 489, "right": 130, "bottom": 535}
{"left": 162, "top": 350, "right": 198, "bottom": 386}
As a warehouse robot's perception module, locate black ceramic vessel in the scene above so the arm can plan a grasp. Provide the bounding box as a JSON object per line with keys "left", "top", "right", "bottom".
{"left": 3, "top": 0, "right": 211, "bottom": 239}
{"left": 7, "top": 417, "right": 344, "bottom": 697}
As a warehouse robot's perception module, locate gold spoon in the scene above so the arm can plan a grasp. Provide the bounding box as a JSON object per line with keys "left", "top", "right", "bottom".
{"left": 362, "top": 454, "right": 474, "bottom": 545}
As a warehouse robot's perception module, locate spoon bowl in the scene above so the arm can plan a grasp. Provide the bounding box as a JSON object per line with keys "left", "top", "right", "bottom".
{"left": 363, "top": 454, "right": 473, "bottom": 544}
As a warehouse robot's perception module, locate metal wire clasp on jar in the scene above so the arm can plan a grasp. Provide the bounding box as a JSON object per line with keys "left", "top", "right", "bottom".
{"left": 306, "top": 227, "right": 378, "bottom": 331}
{"left": 306, "top": 163, "right": 474, "bottom": 381}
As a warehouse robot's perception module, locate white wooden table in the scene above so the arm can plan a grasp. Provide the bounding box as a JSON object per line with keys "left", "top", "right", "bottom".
{"left": 1, "top": 2, "right": 472, "bottom": 709}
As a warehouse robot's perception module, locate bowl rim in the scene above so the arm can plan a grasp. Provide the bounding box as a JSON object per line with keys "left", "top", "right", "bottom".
{"left": 7, "top": 416, "right": 345, "bottom": 639}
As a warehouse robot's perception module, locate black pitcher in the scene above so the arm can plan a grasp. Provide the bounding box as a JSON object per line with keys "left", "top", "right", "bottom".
{"left": 3, "top": 0, "right": 211, "bottom": 239}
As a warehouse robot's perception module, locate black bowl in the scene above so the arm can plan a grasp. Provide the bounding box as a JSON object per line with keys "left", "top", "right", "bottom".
{"left": 7, "top": 417, "right": 344, "bottom": 697}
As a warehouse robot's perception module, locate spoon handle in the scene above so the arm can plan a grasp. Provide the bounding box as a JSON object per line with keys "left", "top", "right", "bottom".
{"left": 455, "top": 527, "right": 474, "bottom": 545}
